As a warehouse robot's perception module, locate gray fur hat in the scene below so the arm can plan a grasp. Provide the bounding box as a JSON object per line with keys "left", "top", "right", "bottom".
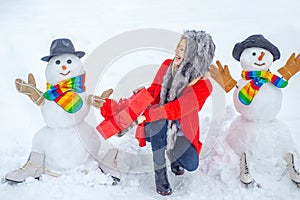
{"left": 179, "top": 30, "right": 216, "bottom": 81}
{"left": 160, "top": 30, "right": 215, "bottom": 105}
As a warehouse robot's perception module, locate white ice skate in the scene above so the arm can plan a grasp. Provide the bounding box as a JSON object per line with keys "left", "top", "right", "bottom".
{"left": 98, "top": 148, "right": 121, "bottom": 185}
{"left": 284, "top": 153, "right": 300, "bottom": 188}
{"left": 240, "top": 153, "right": 254, "bottom": 186}
{"left": 5, "top": 152, "right": 45, "bottom": 183}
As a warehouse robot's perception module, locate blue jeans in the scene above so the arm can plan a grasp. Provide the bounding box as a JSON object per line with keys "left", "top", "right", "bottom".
{"left": 145, "top": 119, "right": 199, "bottom": 171}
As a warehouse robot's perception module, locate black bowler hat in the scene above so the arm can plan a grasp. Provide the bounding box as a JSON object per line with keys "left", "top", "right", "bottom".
{"left": 232, "top": 34, "right": 280, "bottom": 61}
{"left": 41, "top": 38, "right": 85, "bottom": 62}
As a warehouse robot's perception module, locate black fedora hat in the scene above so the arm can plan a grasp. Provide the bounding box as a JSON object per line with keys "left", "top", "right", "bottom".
{"left": 41, "top": 38, "right": 85, "bottom": 62}
{"left": 232, "top": 34, "right": 280, "bottom": 61}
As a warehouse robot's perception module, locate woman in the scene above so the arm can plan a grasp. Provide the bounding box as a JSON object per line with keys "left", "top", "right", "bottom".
{"left": 135, "top": 30, "right": 216, "bottom": 196}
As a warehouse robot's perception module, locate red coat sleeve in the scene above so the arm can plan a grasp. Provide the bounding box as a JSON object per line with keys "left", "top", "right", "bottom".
{"left": 144, "top": 79, "right": 212, "bottom": 122}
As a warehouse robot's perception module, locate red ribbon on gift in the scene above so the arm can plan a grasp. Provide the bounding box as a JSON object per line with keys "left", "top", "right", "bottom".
{"left": 96, "top": 88, "right": 154, "bottom": 139}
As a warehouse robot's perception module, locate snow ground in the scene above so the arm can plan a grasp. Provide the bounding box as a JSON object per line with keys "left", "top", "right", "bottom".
{"left": 1, "top": 0, "right": 300, "bottom": 199}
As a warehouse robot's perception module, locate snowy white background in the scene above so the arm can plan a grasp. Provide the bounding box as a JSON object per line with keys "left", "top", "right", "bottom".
{"left": 1, "top": 0, "right": 300, "bottom": 199}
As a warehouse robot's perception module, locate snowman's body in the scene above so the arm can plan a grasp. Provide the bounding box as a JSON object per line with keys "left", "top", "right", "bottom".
{"left": 233, "top": 47, "right": 283, "bottom": 122}
{"left": 31, "top": 54, "right": 100, "bottom": 171}
{"left": 228, "top": 47, "right": 294, "bottom": 157}
{"left": 41, "top": 92, "right": 89, "bottom": 128}
{"left": 233, "top": 79, "right": 282, "bottom": 122}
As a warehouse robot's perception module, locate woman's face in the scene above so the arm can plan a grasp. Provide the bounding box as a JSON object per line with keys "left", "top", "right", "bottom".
{"left": 174, "top": 38, "right": 187, "bottom": 66}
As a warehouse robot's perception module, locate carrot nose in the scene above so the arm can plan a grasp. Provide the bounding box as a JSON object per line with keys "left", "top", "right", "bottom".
{"left": 62, "top": 65, "right": 67, "bottom": 70}
{"left": 258, "top": 52, "right": 265, "bottom": 61}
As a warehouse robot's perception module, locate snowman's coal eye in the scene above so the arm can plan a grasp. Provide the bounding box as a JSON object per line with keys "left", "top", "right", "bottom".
{"left": 55, "top": 60, "right": 61, "bottom": 65}
{"left": 252, "top": 52, "right": 256, "bottom": 56}
{"left": 67, "top": 59, "right": 72, "bottom": 64}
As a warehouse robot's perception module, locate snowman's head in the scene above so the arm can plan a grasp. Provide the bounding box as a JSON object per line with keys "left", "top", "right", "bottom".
{"left": 232, "top": 34, "right": 281, "bottom": 71}
{"left": 45, "top": 53, "right": 84, "bottom": 84}
{"left": 240, "top": 47, "right": 274, "bottom": 71}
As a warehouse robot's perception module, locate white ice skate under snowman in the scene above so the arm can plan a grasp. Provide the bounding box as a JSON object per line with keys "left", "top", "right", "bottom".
{"left": 5, "top": 38, "right": 120, "bottom": 183}
{"left": 210, "top": 34, "right": 300, "bottom": 188}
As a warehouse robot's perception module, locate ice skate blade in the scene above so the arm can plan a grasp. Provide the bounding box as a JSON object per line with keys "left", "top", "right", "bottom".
{"left": 292, "top": 181, "right": 300, "bottom": 188}
{"left": 2, "top": 177, "right": 22, "bottom": 185}
{"left": 5, "top": 180, "right": 22, "bottom": 185}
{"left": 4, "top": 178, "right": 23, "bottom": 184}
{"left": 4, "top": 176, "right": 41, "bottom": 184}
{"left": 5, "top": 178, "right": 39, "bottom": 184}
{"left": 112, "top": 176, "right": 120, "bottom": 186}
{"left": 241, "top": 180, "right": 254, "bottom": 188}
{"left": 241, "top": 179, "right": 261, "bottom": 188}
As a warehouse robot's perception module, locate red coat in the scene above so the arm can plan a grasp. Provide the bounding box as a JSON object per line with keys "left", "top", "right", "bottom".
{"left": 135, "top": 59, "right": 212, "bottom": 154}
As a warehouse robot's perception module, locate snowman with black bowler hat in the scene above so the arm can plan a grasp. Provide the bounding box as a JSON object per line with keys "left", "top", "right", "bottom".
{"left": 5, "top": 38, "right": 120, "bottom": 183}
{"left": 210, "top": 34, "right": 300, "bottom": 188}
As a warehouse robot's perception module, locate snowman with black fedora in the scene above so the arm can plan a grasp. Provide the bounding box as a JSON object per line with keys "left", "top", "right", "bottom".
{"left": 210, "top": 34, "right": 300, "bottom": 187}
{"left": 5, "top": 38, "right": 120, "bottom": 183}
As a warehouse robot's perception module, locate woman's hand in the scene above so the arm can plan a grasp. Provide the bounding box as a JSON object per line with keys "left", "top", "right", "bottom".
{"left": 136, "top": 115, "right": 146, "bottom": 124}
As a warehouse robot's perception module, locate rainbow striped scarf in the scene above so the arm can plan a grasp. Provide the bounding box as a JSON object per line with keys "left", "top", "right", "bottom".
{"left": 43, "top": 73, "right": 86, "bottom": 113}
{"left": 238, "top": 70, "right": 288, "bottom": 105}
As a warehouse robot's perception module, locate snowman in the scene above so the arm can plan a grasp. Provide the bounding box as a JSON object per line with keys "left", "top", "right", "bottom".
{"left": 5, "top": 38, "right": 120, "bottom": 183}
{"left": 210, "top": 34, "right": 300, "bottom": 187}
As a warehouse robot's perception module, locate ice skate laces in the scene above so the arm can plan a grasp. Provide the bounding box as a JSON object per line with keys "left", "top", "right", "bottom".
{"left": 17, "top": 161, "right": 32, "bottom": 172}
{"left": 291, "top": 155, "right": 300, "bottom": 175}
{"left": 241, "top": 154, "right": 249, "bottom": 175}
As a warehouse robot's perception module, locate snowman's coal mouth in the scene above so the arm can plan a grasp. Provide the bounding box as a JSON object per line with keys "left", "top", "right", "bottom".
{"left": 254, "top": 63, "right": 265, "bottom": 66}
{"left": 60, "top": 71, "right": 71, "bottom": 76}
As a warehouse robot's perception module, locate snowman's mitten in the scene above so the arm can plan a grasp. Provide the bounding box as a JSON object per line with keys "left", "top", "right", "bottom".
{"left": 209, "top": 61, "right": 237, "bottom": 93}
{"left": 278, "top": 53, "right": 300, "bottom": 81}
{"left": 87, "top": 88, "right": 113, "bottom": 109}
{"left": 15, "top": 74, "right": 44, "bottom": 106}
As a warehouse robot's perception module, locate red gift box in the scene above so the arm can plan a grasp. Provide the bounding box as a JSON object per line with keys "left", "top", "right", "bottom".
{"left": 96, "top": 88, "right": 154, "bottom": 139}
